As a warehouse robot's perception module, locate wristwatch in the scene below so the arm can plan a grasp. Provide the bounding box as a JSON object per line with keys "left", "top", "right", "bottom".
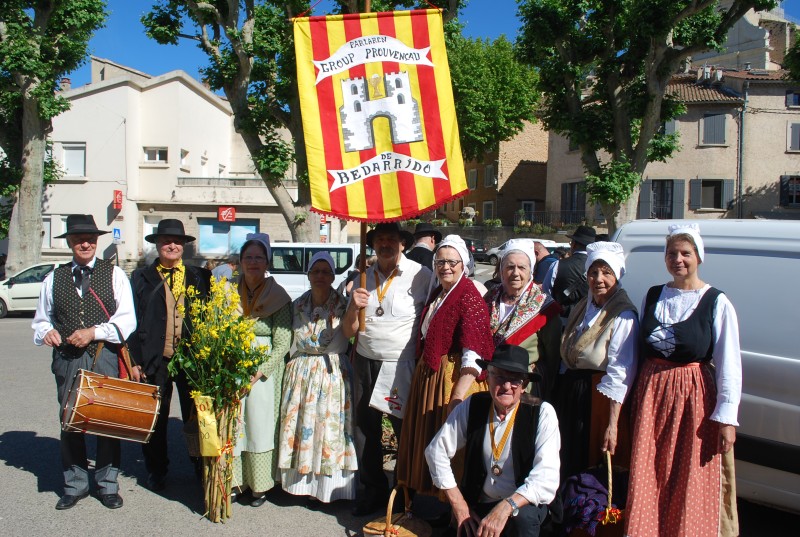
{"left": 505, "top": 497, "right": 519, "bottom": 517}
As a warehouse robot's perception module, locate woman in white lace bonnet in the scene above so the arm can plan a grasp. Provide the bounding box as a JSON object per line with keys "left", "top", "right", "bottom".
{"left": 625, "top": 223, "right": 742, "bottom": 537}
{"left": 555, "top": 241, "right": 639, "bottom": 479}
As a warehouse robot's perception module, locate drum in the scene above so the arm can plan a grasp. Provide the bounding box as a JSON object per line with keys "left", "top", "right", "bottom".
{"left": 61, "top": 369, "right": 161, "bottom": 443}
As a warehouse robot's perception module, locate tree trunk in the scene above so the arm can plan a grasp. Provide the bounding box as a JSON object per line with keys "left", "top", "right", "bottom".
{"left": 6, "top": 93, "right": 46, "bottom": 274}
{"left": 610, "top": 182, "right": 642, "bottom": 236}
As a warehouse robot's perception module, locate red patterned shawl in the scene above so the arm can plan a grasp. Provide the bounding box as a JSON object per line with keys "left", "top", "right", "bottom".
{"left": 419, "top": 276, "right": 494, "bottom": 375}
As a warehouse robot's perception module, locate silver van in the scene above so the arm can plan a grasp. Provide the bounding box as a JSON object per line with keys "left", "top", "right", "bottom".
{"left": 270, "top": 242, "right": 359, "bottom": 300}
{"left": 614, "top": 219, "right": 800, "bottom": 513}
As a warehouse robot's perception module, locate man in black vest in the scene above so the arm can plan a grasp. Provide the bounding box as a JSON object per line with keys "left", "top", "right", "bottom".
{"left": 405, "top": 222, "right": 441, "bottom": 268}
{"left": 128, "top": 219, "right": 211, "bottom": 491}
{"left": 32, "top": 215, "right": 138, "bottom": 510}
{"left": 544, "top": 225, "right": 596, "bottom": 322}
{"left": 426, "top": 344, "right": 560, "bottom": 537}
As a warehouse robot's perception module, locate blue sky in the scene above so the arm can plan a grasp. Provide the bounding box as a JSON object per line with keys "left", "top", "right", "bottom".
{"left": 67, "top": 0, "right": 798, "bottom": 86}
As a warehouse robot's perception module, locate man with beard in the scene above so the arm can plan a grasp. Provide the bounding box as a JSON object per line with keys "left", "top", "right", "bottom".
{"left": 343, "top": 222, "right": 434, "bottom": 515}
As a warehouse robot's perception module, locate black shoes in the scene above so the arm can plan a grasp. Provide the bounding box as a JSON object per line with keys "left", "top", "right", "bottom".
{"left": 250, "top": 492, "right": 268, "bottom": 507}
{"left": 146, "top": 472, "right": 167, "bottom": 492}
{"left": 99, "top": 493, "right": 124, "bottom": 509}
{"left": 55, "top": 492, "right": 89, "bottom": 510}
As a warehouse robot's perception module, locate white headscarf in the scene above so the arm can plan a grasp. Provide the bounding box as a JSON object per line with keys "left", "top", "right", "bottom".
{"left": 666, "top": 223, "right": 705, "bottom": 262}
{"left": 585, "top": 241, "right": 626, "bottom": 280}
{"left": 433, "top": 235, "right": 469, "bottom": 286}
{"left": 308, "top": 251, "right": 335, "bottom": 274}
{"left": 500, "top": 239, "right": 537, "bottom": 269}
{"left": 244, "top": 232, "right": 271, "bottom": 260}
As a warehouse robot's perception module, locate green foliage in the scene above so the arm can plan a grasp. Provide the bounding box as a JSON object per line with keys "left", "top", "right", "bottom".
{"left": 584, "top": 158, "right": 641, "bottom": 206}
{"left": 516, "top": 0, "right": 776, "bottom": 225}
{"left": 446, "top": 32, "right": 539, "bottom": 161}
{"left": 786, "top": 38, "right": 800, "bottom": 82}
{"left": 483, "top": 218, "right": 503, "bottom": 228}
{"left": 0, "top": 0, "right": 107, "bottom": 237}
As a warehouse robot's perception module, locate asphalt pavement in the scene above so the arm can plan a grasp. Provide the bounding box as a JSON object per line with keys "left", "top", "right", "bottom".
{"left": 1, "top": 287, "right": 798, "bottom": 536}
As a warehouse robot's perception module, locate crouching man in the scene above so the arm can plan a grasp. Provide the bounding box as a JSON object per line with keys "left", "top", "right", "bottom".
{"left": 425, "top": 344, "right": 560, "bottom": 537}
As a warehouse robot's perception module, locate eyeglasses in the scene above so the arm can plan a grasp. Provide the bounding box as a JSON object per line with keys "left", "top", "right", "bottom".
{"left": 433, "top": 259, "right": 462, "bottom": 268}
{"left": 309, "top": 269, "right": 334, "bottom": 276}
{"left": 243, "top": 256, "right": 267, "bottom": 263}
{"left": 489, "top": 372, "right": 526, "bottom": 387}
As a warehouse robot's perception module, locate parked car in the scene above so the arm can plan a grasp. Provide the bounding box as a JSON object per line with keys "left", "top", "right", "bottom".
{"left": 0, "top": 262, "right": 57, "bottom": 318}
{"left": 461, "top": 236, "right": 487, "bottom": 262}
{"left": 270, "top": 243, "right": 360, "bottom": 300}
{"left": 485, "top": 239, "right": 557, "bottom": 266}
{"left": 614, "top": 219, "right": 800, "bottom": 514}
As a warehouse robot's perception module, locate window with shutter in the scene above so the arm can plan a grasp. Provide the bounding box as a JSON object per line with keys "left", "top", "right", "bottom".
{"left": 787, "top": 91, "right": 800, "bottom": 108}
{"left": 652, "top": 180, "right": 674, "bottom": 218}
{"left": 467, "top": 169, "right": 477, "bottom": 190}
{"left": 691, "top": 179, "right": 732, "bottom": 209}
{"left": 788, "top": 123, "right": 800, "bottom": 152}
{"left": 638, "top": 179, "right": 653, "bottom": 218}
{"left": 672, "top": 180, "right": 686, "bottom": 218}
{"left": 702, "top": 113, "right": 726, "bottom": 145}
{"left": 780, "top": 176, "right": 800, "bottom": 207}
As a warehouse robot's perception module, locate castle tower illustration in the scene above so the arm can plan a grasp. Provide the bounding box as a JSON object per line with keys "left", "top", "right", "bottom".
{"left": 339, "top": 71, "right": 423, "bottom": 152}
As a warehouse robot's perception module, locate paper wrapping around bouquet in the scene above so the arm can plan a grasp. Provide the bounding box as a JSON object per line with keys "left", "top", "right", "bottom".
{"left": 193, "top": 395, "right": 222, "bottom": 456}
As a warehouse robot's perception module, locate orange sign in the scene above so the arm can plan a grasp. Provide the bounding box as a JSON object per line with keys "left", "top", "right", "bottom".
{"left": 218, "top": 206, "right": 236, "bottom": 222}
{"left": 113, "top": 190, "right": 123, "bottom": 210}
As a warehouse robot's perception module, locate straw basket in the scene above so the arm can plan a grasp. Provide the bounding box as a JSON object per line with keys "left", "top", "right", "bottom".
{"left": 363, "top": 487, "right": 432, "bottom": 537}
{"left": 570, "top": 451, "right": 625, "bottom": 537}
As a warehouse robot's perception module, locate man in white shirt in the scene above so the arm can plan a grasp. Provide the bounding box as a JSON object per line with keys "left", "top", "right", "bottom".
{"left": 32, "top": 215, "right": 137, "bottom": 511}
{"left": 344, "top": 222, "right": 433, "bottom": 515}
{"left": 426, "top": 344, "right": 561, "bottom": 537}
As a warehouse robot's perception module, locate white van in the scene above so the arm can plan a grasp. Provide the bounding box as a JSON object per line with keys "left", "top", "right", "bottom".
{"left": 269, "top": 242, "right": 360, "bottom": 300}
{"left": 613, "top": 219, "right": 800, "bottom": 513}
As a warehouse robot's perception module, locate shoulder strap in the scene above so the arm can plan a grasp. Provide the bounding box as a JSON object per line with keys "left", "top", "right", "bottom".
{"left": 88, "top": 287, "right": 136, "bottom": 377}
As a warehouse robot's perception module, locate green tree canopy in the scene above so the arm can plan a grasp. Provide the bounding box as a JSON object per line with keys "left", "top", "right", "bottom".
{"left": 0, "top": 0, "right": 107, "bottom": 271}
{"left": 516, "top": 0, "right": 776, "bottom": 232}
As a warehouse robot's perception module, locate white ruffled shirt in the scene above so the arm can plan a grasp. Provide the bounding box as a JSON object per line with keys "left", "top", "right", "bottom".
{"left": 642, "top": 284, "right": 742, "bottom": 426}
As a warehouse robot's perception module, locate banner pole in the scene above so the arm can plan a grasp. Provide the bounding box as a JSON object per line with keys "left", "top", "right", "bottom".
{"left": 358, "top": 221, "right": 367, "bottom": 332}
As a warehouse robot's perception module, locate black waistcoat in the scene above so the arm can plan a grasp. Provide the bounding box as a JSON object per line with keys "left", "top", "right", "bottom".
{"left": 460, "top": 392, "right": 541, "bottom": 505}
{"left": 52, "top": 259, "right": 116, "bottom": 358}
{"left": 551, "top": 253, "right": 588, "bottom": 314}
{"left": 640, "top": 284, "right": 722, "bottom": 364}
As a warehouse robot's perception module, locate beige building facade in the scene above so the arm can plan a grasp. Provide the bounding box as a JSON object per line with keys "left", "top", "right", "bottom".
{"left": 44, "top": 58, "right": 343, "bottom": 271}
{"left": 546, "top": 67, "right": 800, "bottom": 223}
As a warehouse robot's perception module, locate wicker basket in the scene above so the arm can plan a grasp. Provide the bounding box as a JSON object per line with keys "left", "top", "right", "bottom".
{"left": 363, "top": 487, "right": 432, "bottom": 537}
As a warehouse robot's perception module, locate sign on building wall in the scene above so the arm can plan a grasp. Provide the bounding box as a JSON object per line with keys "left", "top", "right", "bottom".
{"left": 218, "top": 206, "right": 236, "bottom": 222}
{"left": 113, "top": 190, "right": 123, "bottom": 210}
{"left": 293, "top": 9, "right": 467, "bottom": 222}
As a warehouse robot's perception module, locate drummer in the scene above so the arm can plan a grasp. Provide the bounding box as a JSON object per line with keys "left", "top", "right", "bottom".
{"left": 32, "top": 215, "right": 137, "bottom": 511}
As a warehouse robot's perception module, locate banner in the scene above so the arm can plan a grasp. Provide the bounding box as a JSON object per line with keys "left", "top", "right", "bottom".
{"left": 294, "top": 9, "right": 467, "bottom": 222}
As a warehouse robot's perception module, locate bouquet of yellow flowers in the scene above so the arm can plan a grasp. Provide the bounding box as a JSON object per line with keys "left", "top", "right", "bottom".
{"left": 169, "top": 277, "right": 268, "bottom": 522}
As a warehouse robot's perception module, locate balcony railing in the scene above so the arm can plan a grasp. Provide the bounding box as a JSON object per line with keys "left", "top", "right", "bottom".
{"left": 515, "top": 210, "right": 587, "bottom": 227}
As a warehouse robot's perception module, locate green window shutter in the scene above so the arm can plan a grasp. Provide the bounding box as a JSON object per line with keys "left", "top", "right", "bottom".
{"left": 673, "top": 180, "right": 686, "bottom": 218}
{"left": 638, "top": 179, "right": 653, "bottom": 218}
{"left": 689, "top": 179, "right": 702, "bottom": 210}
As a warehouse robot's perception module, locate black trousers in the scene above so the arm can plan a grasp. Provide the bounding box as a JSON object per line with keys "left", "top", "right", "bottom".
{"left": 354, "top": 353, "right": 402, "bottom": 498}
{"left": 473, "top": 501, "right": 548, "bottom": 537}
{"left": 142, "top": 366, "right": 194, "bottom": 476}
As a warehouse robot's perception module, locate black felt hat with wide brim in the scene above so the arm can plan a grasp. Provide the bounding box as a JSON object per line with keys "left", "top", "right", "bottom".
{"left": 476, "top": 343, "right": 541, "bottom": 381}
{"left": 366, "top": 223, "right": 414, "bottom": 250}
{"left": 54, "top": 214, "right": 110, "bottom": 238}
{"left": 144, "top": 218, "right": 196, "bottom": 243}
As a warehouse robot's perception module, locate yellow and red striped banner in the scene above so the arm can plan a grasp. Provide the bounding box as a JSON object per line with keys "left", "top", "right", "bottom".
{"left": 293, "top": 9, "right": 466, "bottom": 222}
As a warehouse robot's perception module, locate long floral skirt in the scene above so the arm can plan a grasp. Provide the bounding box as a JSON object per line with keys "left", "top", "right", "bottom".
{"left": 625, "top": 358, "right": 721, "bottom": 537}
{"left": 278, "top": 352, "right": 357, "bottom": 502}
{"left": 395, "top": 353, "right": 487, "bottom": 497}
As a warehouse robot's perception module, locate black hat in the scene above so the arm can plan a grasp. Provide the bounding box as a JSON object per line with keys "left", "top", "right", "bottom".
{"left": 366, "top": 223, "right": 414, "bottom": 250}
{"left": 54, "top": 214, "right": 110, "bottom": 238}
{"left": 477, "top": 344, "right": 541, "bottom": 381}
{"left": 144, "top": 218, "right": 196, "bottom": 243}
{"left": 413, "top": 222, "right": 442, "bottom": 243}
{"left": 567, "top": 225, "right": 597, "bottom": 246}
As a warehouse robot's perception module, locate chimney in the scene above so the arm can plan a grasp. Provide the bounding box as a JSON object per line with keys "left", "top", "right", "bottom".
{"left": 60, "top": 77, "right": 71, "bottom": 91}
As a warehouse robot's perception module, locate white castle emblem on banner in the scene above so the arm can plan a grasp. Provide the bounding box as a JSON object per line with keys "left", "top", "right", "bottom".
{"left": 340, "top": 71, "right": 423, "bottom": 152}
